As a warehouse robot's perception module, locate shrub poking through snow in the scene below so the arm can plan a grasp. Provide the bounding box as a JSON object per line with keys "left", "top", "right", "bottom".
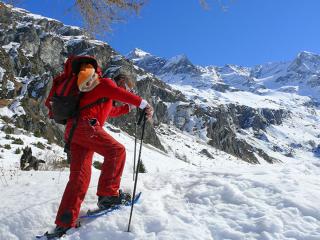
{"left": 3, "top": 125, "right": 14, "bottom": 134}
{"left": 14, "top": 148, "right": 21, "bottom": 154}
{"left": 33, "top": 142, "right": 46, "bottom": 150}
{"left": 138, "top": 160, "right": 147, "bottom": 173}
{"left": 12, "top": 138, "right": 24, "bottom": 145}
{"left": 34, "top": 129, "right": 42, "bottom": 138}
{"left": 5, "top": 135, "right": 13, "bottom": 140}
{"left": 4, "top": 144, "right": 11, "bottom": 150}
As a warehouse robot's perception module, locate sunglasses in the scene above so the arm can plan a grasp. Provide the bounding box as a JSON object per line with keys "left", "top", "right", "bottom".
{"left": 85, "top": 73, "right": 97, "bottom": 87}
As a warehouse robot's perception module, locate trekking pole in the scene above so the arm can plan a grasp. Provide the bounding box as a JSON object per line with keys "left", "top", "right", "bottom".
{"left": 133, "top": 110, "right": 139, "bottom": 181}
{"left": 127, "top": 108, "right": 147, "bottom": 232}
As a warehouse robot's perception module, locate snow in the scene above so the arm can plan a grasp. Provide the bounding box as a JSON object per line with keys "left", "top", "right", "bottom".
{"left": 136, "top": 73, "right": 153, "bottom": 81}
{"left": 0, "top": 67, "right": 5, "bottom": 83}
{"left": 6, "top": 80, "right": 15, "bottom": 91}
{"left": 88, "top": 39, "right": 106, "bottom": 47}
{"left": 15, "top": 21, "right": 33, "bottom": 29}
{"left": 64, "top": 25, "right": 81, "bottom": 31}
{"left": 0, "top": 107, "right": 15, "bottom": 118}
{"left": 65, "top": 38, "right": 86, "bottom": 47}
{"left": 2, "top": 42, "right": 21, "bottom": 53}
{"left": 162, "top": 55, "right": 188, "bottom": 69}
{"left": 111, "top": 55, "right": 123, "bottom": 62}
{"left": 127, "top": 48, "right": 151, "bottom": 60}
{"left": 12, "top": 7, "right": 58, "bottom": 22}
{"left": 0, "top": 117, "right": 320, "bottom": 239}
{"left": 3, "top": 76, "right": 37, "bottom": 116}
{"left": 136, "top": 73, "right": 154, "bottom": 81}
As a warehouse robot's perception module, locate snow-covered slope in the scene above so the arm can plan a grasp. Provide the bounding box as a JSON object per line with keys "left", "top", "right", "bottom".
{"left": 1, "top": 118, "right": 320, "bottom": 240}
{"left": 1, "top": 4, "right": 320, "bottom": 239}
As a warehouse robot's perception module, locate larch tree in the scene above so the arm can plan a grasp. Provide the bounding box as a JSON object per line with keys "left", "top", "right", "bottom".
{"left": 74, "top": 0, "right": 146, "bottom": 36}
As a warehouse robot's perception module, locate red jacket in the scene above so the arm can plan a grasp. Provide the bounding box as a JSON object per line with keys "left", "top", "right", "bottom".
{"left": 66, "top": 77, "right": 142, "bottom": 130}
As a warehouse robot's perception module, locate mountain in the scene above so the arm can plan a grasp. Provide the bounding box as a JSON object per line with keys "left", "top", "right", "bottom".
{"left": 127, "top": 48, "right": 320, "bottom": 164}
{"left": 126, "top": 48, "right": 167, "bottom": 75}
{"left": 1, "top": 1, "right": 320, "bottom": 164}
{"left": 0, "top": 2, "right": 288, "bottom": 164}
{"left": 128, "top": 49, "right": 320, "bottom": 98}
{"left": 1, "top": 3, "right": 320, "bottom": 239}
{"left": 0, "top": 3, "right": 320, "bottom": 175}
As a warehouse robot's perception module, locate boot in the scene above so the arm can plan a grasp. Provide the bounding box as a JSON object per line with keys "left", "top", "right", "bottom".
{"left": 44, "top": 225, "right": 70, "bottom": 239}
{"left": 97, "top": 189, "right": 131, "bottom": 210}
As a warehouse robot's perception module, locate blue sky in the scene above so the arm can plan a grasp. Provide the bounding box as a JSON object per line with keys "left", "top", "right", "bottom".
{"left": 7, "top": 0, "right": 320, "bottom": 66}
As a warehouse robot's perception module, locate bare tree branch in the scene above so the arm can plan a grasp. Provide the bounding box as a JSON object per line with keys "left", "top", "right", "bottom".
{"left": 199, "top": 0, "right": 210, "bottom": 10}
{"left": 75, "top": 0, "right": 146, "bottom": 36}
{"left": 199, "top": 0, "right": 232, "bottom": 12}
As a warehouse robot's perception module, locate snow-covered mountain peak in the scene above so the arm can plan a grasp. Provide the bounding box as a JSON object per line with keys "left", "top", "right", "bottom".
{"left": 126, "top": 48, "right": 151, "bottom": 60}
{"left": 288, "top": 51, "right": 320, "bottom": 74}
{"left": 162, "top": 54, "right": 192, "bottom": 69}
{"left": 158, "top": 54, "right": 202, "bottom": 77}
{"left": 127, "top": 50, "right": 200, "bottom": 76}
{"left": 165, "top": 54, "right": 188, "bottom": 64}
{"left": 219, "top": 64, "right": 251, "bottom": 76}
{"left": 297, "top": 50, "right": 320, "bottom": 59}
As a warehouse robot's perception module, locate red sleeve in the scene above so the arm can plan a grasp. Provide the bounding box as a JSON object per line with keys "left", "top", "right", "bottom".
{"left": 98, "top": 78, "right": 142, "bottom": 107}
{"left": 109, "top": 104, "right": 130, "bottom": 118}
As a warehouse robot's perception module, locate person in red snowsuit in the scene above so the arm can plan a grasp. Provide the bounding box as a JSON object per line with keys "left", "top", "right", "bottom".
{"left": 54, "top": 62, "right": 153, "bottom": 230}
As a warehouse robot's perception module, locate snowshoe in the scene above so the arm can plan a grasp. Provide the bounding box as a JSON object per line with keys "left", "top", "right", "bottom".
{"left": 80, "top": 192, "right": 141, "bottom": 219}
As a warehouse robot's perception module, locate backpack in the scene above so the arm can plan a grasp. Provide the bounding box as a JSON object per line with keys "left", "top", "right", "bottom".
{"left": 45, "top": 55, "right": 107, "bottom": 161}
{"left": 45, "top": 55, "right": 99, "bottom": 125}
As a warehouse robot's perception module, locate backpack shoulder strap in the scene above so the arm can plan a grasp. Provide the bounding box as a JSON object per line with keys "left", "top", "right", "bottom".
{"left": 64, "top": 97, "right": 109, "bottom": 163}
{"left": 78, "top": 97, "right": 108, "bottom": 111}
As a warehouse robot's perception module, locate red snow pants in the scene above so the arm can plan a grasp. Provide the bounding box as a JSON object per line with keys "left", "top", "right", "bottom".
{"left": 55, "top": 118, "right": 126, "bottom": 227}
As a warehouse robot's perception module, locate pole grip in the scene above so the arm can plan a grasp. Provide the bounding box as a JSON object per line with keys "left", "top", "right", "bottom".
{"left": 137, "top": 108, "right": 146, "bottom": 126}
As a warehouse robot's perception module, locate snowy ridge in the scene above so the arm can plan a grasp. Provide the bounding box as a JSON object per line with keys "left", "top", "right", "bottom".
{"left": 128, "top": 49, "right": 320, "bottom": 101}
{"left": 11, "top": 6, "right": 58, "bottom": 22}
